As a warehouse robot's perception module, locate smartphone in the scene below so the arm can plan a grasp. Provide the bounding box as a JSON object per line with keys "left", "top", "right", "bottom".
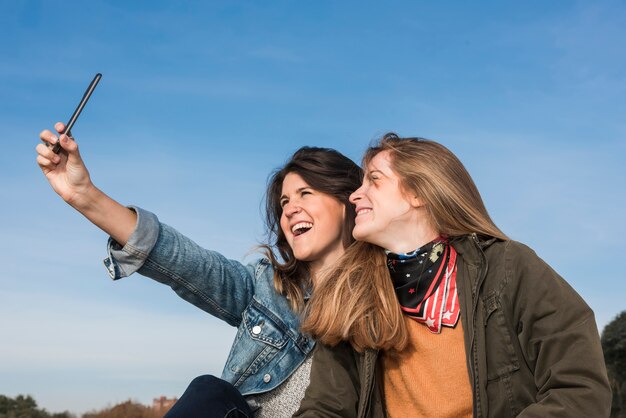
{"left": 52, "top": 73, "right": 102, "bottom": 154}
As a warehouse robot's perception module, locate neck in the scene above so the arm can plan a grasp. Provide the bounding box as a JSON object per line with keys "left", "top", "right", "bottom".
{"left": 379, "top": 220, "right": 439, "bottom": 254}
{"left": 308, "top": 250, "right": 344, "bottom": 287}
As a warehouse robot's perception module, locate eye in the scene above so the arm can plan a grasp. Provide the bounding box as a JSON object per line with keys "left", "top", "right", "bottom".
{"left": 301, "top": 190, "right": 312, "bottom": 196}
{"left": 280, "top": 199, "right": 288, "bottom": 208}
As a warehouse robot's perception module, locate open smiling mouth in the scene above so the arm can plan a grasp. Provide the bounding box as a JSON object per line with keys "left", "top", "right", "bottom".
{"left": 292, "top": 222, "right": 313, "bottom": 236}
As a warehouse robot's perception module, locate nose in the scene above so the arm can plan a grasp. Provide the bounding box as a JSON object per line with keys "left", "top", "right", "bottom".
{"left": 283, "top": 202, "right": 302, "bottom": 217}
{"left": 349, "top": 184, "right": 365, "bottom": 205}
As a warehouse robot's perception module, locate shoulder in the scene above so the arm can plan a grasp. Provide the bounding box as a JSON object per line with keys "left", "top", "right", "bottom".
{"left": 244, "top": 258, "right": 297, "bottom": 310}
{"left": 485, "top": 240, "right": 591, "bottom": 314}
{"left": 479, "top": 239, "right": 554, "bottom": 298}
{"left": 251, "top": 256, "right": 273, "bottom": 276}
{"left": 238, "top": 256, "right": 273, "bottom": 280}
{"left": 484, "top": 240, "right": 545, "bottom": 285}
{"left": 483, "top": 239, "right": 548, "bottom": 276}
{"left": 483, "top": 239, "right": 535, "bottom": 259}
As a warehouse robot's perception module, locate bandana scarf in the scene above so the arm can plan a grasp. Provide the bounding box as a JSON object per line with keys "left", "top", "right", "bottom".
{"left": 386, "top": 239, "right": 460, "bottom": 333}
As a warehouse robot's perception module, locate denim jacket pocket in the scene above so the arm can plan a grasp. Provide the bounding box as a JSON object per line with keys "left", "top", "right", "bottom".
{"left": 226, "top": 299, "right": 289, "bottom": 378}
{"left": 483, "top": 292, "right": 520, "bottom": 381}
{"left": 244, "top": 300, "right": 290, "bottom": 348}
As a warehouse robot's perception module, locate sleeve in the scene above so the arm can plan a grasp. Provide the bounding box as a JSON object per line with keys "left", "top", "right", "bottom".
{"left": 294, "top": 342, "right": 361, "bottom": 418}
{"left": 102, "top": 206, "right": 262, "bottom": 327}
{"left": 507, "top": 242, "right": 612, "bottom": 417}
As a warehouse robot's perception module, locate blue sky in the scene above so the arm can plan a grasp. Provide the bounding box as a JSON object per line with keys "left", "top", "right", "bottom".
{"left": 1, "top": 0, "right": 625, "bottom": 415}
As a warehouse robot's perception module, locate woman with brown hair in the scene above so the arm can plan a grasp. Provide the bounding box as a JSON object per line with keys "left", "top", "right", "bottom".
{"left": 295, "top": 133, "right": 611, "bottom": 417}
{"left": 35, "top": 122, "right": 362, "bottom": 417}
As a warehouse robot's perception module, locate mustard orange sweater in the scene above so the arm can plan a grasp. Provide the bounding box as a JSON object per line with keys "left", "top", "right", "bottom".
{"left": 382, "top": 316, "right": 473, "bottom": 418}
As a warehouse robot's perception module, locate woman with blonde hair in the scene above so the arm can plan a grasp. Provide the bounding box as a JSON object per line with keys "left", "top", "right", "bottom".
{"left": 295, "top": 133, "right": 611, "bottom": 417}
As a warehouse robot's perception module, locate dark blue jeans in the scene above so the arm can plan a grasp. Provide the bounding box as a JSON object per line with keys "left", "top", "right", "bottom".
{"left": 165, "top": 375, "right": 253, "bottom": 418}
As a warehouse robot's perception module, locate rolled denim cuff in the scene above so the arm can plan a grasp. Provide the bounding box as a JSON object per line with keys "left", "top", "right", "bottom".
{"left": 102, "top": 206, "right": 160, "bottom": 280}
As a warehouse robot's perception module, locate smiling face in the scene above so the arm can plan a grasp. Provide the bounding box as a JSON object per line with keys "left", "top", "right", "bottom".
{"left": 350, "top": 150, "right": 438, "bottom": 253}
{"left": 279, "top": 172, "right": 347, "bottom": 275}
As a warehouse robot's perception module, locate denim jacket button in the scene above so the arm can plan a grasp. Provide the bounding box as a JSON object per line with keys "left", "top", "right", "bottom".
{"left": 263, "top": 373, "right": 271, "bottom": 383}
{"left": 252, "top": 325, "right": 262, "bottom": 335}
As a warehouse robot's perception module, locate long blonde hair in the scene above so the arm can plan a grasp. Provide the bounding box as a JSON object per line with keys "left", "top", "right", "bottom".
{"left": 303, "top": 133, "right": 508, "bottom": 351}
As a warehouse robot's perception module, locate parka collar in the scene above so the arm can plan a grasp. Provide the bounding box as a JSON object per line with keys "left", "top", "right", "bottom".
{"left": 450, "top": 233, "right": 500, "bottom": 265}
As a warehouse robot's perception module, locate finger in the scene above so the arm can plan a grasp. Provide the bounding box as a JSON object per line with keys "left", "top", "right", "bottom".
{"left": 37, "top": 154, "right": 57, "bottom": 170}
{"left": 39, "top": 129, "right": 59, "bottom": 146}
{"left": 35, "top": 143, "right": 62, "bottom": 163}
{"left": 54, "top": 122, "right": 66, "bottom": 134}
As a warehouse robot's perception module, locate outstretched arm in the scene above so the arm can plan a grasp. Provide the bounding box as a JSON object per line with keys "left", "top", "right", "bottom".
{"left": 36, "top": 122, "right": 136, "bottom": 246}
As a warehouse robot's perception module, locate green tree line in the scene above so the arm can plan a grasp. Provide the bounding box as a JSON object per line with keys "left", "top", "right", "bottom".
{"left": 0, "top": 394, "right": 74, "bottom": 418}
{"left": 0, "top": 396, "right": 171, "bottom": 418}
{"left": 603, "top": 310, "right": 626, "bottom": 418}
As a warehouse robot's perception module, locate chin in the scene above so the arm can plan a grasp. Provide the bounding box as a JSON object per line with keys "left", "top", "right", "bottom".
{"left": 352, "top": 227, "right": 369, "bottom": 242}
{"left": 292, "top": 250, "right": 311, "bottom": 261}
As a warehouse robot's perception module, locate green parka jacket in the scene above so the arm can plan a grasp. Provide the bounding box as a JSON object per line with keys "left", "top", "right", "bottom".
{"left": 294, "top": 235, "right": 611, "bottom": 418}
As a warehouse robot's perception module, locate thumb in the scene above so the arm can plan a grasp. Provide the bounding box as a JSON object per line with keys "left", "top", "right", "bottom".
{"left": 59, "top": 134, "right": 81, "bottom": 160}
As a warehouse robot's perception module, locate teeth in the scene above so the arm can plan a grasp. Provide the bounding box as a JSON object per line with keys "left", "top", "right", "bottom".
{"left": 292, "top": 222, "right": 313, "bottom": 234}
{"left": 357, "top": 209, "right": 372, "bottom": 216}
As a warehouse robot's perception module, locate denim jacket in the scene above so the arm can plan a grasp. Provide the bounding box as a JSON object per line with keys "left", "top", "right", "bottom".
{"left": 102, "top": 207, "right": 315, "bottom": 396}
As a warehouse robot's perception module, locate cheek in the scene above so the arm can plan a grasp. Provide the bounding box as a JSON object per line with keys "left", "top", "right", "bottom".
{"left": 377, "top": 194, "right": 403, "bottom": 217}
{"left": 328, "top": 204, "right": 346, "bottom": 228}
{"left": 279, "top": 215, "right": 290, "bottom": 237}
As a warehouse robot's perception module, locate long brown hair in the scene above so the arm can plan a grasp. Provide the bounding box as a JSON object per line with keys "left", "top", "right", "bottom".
{"left": 303, "top": 133, "right": 508, "bottom": 351}
{"left": 261, "top": 146, "right": 363, "bottom": 312}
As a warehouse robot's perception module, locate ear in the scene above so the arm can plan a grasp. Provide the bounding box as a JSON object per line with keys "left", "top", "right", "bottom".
{"left": 409, "top": 195, "right": 425, "bottom": 209}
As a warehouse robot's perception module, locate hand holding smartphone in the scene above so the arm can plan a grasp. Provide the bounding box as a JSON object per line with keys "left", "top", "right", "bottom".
{"left": 51, "top": 73, "right": 102, "bottom": 154}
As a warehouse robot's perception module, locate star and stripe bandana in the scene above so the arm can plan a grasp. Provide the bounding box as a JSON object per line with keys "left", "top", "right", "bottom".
{"left": 386, "top": 239, "right": 460, "bottom": 333}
